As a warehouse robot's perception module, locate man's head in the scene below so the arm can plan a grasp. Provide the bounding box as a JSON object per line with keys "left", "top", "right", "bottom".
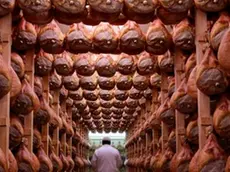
{"left": 102, "top": 137, "right": 111, "bottom": 145}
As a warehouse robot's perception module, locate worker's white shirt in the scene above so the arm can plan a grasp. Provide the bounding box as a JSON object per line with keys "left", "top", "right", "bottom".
{"left": 91, "top": 144, "right": 123, "bottom": 172}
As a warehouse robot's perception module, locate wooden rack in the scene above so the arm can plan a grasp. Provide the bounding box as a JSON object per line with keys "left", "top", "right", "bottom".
{"left": 42, "top": 75, "right": 49, "bottom": 154}
{"left": 0, "top": 14, "right": 90, "bottom": 172}
{"left": 195, "top": 9, "right": 211, "bottom": 148}
{"left": 161, "top": 73, "right": 169, "bottom": 152}
{"left": 174, "top": 49, "right": 185, "bottom": 152}
{"left": 52, "top": 89, "right": 60, "bottom": 155}
{"left": 24, "top": 49, "right": 35, "bottom": 153}
{"left": 0, "top": 14, "right": 11, "bottom": 166}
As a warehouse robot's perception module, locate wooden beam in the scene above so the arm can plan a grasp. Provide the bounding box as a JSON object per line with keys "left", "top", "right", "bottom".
{"left": 174, "top": 49, "right": 185, "bottom": 152}
{"left": 61, "top": 101, "right": 67, "bottom": 155}
{"left": 161, "top": 73, "right": 169, "bottom": 152}
{"left": 151, "top": 88, "right": 159, "bottom": 154}
{"left": 52, "top": 90, "right": 60, "bottom": 155}
{"left": 195, "top": 9, "right": 211, "bottom": 148}
{"left": 24, "top": 49, "right": 35, "bottom": 153}
{"left": 67, "top": 106, "right": 72, "bottom": 157}
{"left": 42, "top": 75, "right": 49, "bottom": 154}
{"left": 0, "top": 14, "right": 11, "bottom": 165}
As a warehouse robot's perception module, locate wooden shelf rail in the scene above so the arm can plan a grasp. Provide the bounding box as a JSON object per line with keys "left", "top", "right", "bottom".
{"left": 0, "top": 13, "right": 12, "bottom": 166}
{"left": 174, "top": 49, "right": 185, "bottom": 152}
{"left": 195, "top": 9, "right": 211, "bottom": 148}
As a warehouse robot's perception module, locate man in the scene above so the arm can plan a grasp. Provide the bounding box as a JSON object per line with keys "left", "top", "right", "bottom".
{"left": 91, "top": 137, "right": 123, "bottom": 172}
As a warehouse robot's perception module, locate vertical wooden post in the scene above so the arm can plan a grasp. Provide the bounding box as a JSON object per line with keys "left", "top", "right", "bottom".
{"left": 24, "top": 49, "right": 35, "bottom": 153}
{"left": 134, "top": 142, "right": 137, "bottom": 172}
{"left": 195, "top": 9, "right": 211, "bottom": 148}
{"left": 174, "top": 49, "right": 185, "bottom": 152}
{"left": 0, "top": 14, "right": 11, "bottom": 164}
{"left": 67, "top": 106, "right": 72, "bottom": 157}
{"left": 42, "top": 76, "right": 49, "bottom": 154}
{"left": 52, "top": 90, "right": 60, "bottom": 155}
{"left": 161, "top": 73, "right": 168, "bottom": 152}
{"left": 151, "top": 89, "right": 159, "bottom": 154}
{"left": 140, "top": 138, "right": 143, "bottom": 172}
{"left": 61, "top": 101, "right": 67, "bottom": 155}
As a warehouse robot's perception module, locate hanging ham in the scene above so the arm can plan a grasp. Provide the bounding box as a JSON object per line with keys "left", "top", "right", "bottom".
{"left": 38, "top": 21, "right": 65, "bottom": 54}
{"left": 68, "top": 88, "right": 83, "bottom": 101}
{"left": 66, "top": 23, "right": 92, "bottom": 53}
{"left": 0, "top": 53, "right": 12, "bottom": 99}
{"left": 34, "top": 97, "right": 53, "bottom": 126}
{"left": 126, "top": 97, "right": 139, "bottom": 108}
{"left": 170, "top": 142, "right": 193, "bottom": 172}
{"left": 34, "top": 77, "right": 43, "bottom": 99}
{"left": 12, "top": 18, "right": 37, "bottom": 51}
{"left": 98, "top": 76, "right": 115, "bottom": 90}
{"left": 92, "top": 23, "right": 118, "bottom": 53}
{"left": 74, "top": 53, "right": 96, "bottom": 76}
{"left": 158, "top": 0, "right": 193, "bottom": 12}
{"left": 132, "top": 72, "right": 149, "bottom": 90}
{"left": 173, "top": 19, "right": 195, "bottom": 51}
{"left": 52, "top": 0, "right": 86, "bottom": 24}
{"left": 123, "top": 0, "right": 156, "bottom": 23}
{"left": 210, "top": 13, "right": 230, "bottom": 51}
{"left": 116, "top": 73, "right": 133, "bottom": 90}
{"left": 116, "top": 53, "right": 137, "bottom": 75}
{"left": 185, "top": 53, "right": 196, "bottom": 78}
{"left": 100, "top": 99, "right": 112, "bottom": 108}
{"left": 119, "top": 21, "right": 145, "bottom": 54}
{"left": 197, "top": 48, "right": 228, "bottom": 95}
{"left": 87, "top": 99, "right": 100, "bottom": 109}
{"left": 194, "top": 0, "right": 227, "bottom": 12}
{"left": 170, "top": 79, "right": 197, "bottom": 114}
{"left": 37, "top": 146, "right": 53, "bottom": 172}
{"left": 10, "top": 66, "right": 22, "bottom": 99}
{"left": 33, "top": 128, "right": 42, "bottom": 151}
{"left": 49, "top": 72, "right": 62, "bottom": 90}
{"left": 8, "top": 149, "right": 18, "bottom": 172}
{"left": 189, "top": 134, "right": 226, "bottom": 172}
{"left": 158, "top": 51, "right": 174, "bottom": 74}
{"left": 11, "top": 79, "right": 40, "bottom": 115}
{"left": 79, "top": 73, "right": 98, "bottom": 90}
{"left": 18, "top": 0, "right": 52, "bottom": 24}
{"left": 137, "top": 52, "right": 157, "bottom": 75}
{"left": 156, "top": 7, "right": 188, "bottom": 25}
{"left": 62, "top": 72, "right": 80, "bottom": 91}
{"left": 16, "top": 141, "right": 41, "bottom": 171}
{"left": 50, "top": 148, "right": 63, "bottom": 172}
{"left": 9, "top": 115, "right": 24, "bottom": 149}
{"left": 53, "top": 52, "right": 74, "bottom": 76}
{"left": 113, "top": 99, "right": 126, "bottom": 108}
{"left": 129, "top": 87, "right": 143, "bottom": 99}
{"left": 83, "top": 89, "right": 98, "bottom": 101}
{"left": 35, "top": 50, "right": 54, "bottom": 77}
{"left": 95, "top": 54, "right": 117, "bottom": 77}
{"left": 186, "top": 120, "right": 198, "bottom": 145}
{"left": 114, "top": 88, "right": 129, "bottom": 101}
{"left": 146, "top": 19, "right": 172, "bottom": 55}
{"left": 11, "top": 52, "right": 25, "bottom": 79}
{"left": 218, "top": 28, "right": 230, "bottom": 74}
{"left": 99, "top": 89, "right": 114, "bottom": 100}
{"left": 150, "top": 73, "right": 161, "bottom": 90}
{"left": 157, "top": 98, "right": 175, "bottom": 128}
{"left": 88, "top": 0, "right": 123, "bottom": 22}
{"left": 213, "top": 96, "right": 230, "bottom": 138}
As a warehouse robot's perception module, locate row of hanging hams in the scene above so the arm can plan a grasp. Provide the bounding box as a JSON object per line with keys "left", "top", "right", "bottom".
{"left": 12, "top": 18, "right": 195, "bottom": 55}
{"left": 124, "top": 9, "right": 230, "bottom": 171}
{"left": 1, "top": 0, "right": 229, "bottom": 24}
{"left": 0, "top": 37, "right": 91, "bottom": 170}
